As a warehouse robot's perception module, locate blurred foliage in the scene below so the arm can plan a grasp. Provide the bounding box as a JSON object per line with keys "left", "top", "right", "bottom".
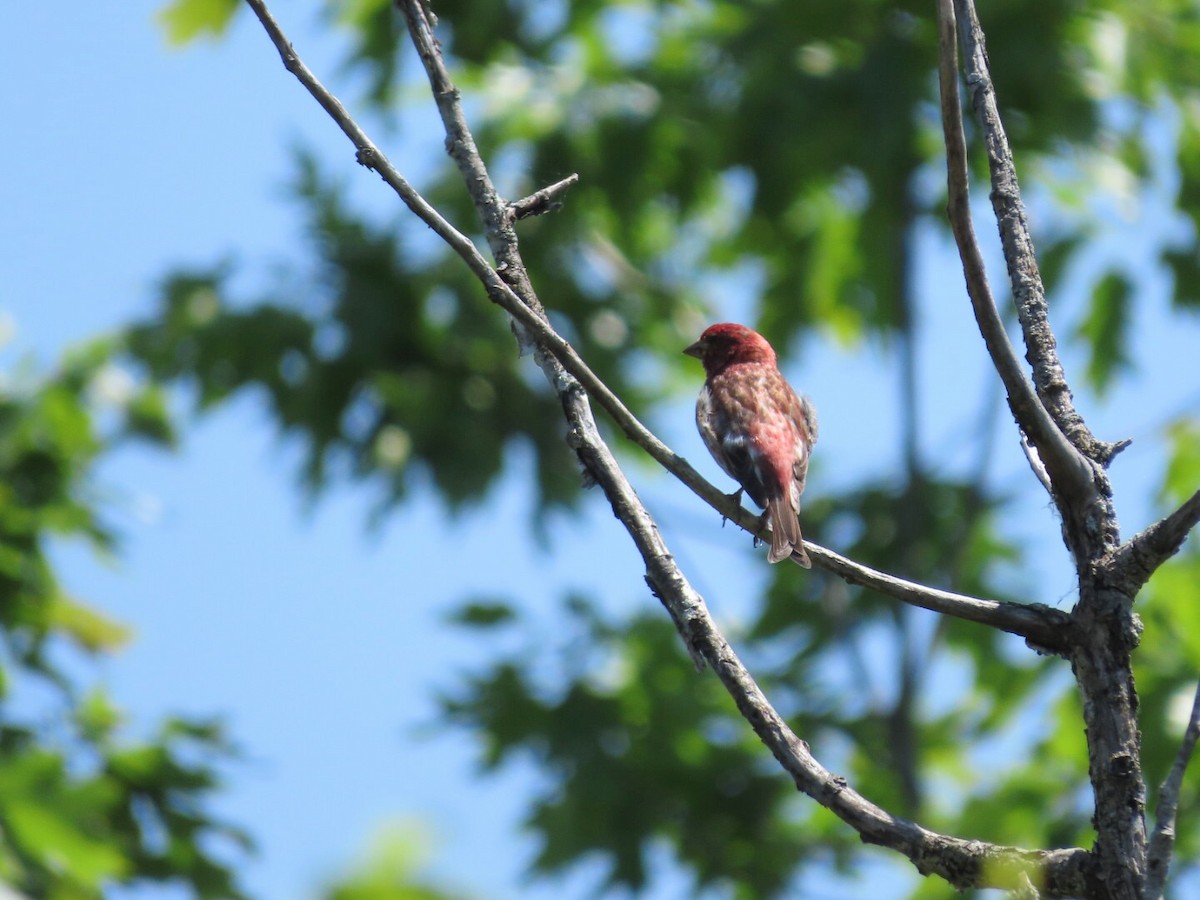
{"left": 141, "top": 0, "right": 1200, "bottom": 515}
{"left": 1075, "top": 270, "right": 1133, "bottom": 396}
{"left": 0, "top": 345, "right": 248, "bottom": 897}
{"left": 125, "top": 153, "right": 652, "bottom": 523}
{"left": 438, "top": 477, "right": 1085, "bottom": 897}
{"left": 140, "top": 0, "right": 1200, "bottom": 897}
{"left": 442, "top": 597, "right": 819, "bottom": 895}
{"left": 157, "top": 0, "right": 238, "bottom": 46}
{"left": 320, "top": 821, "right": 462, "bottom": 900}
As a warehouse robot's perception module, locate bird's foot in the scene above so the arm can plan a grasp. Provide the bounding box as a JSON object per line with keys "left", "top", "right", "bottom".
{"left": 751, "top": 509, "right": 769, "bottom": 548}
{"left": 720, "top": 488, "right": 745, "bottom": 528}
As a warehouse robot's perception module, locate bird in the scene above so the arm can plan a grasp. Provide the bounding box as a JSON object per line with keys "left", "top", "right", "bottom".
{"left": 684, "top": 323, "right": 818, "bottom": 566}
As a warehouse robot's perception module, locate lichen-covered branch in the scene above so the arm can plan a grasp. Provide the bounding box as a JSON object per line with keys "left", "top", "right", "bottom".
{"left": 939, "top": 0, "right": 1150, "bottom": 895}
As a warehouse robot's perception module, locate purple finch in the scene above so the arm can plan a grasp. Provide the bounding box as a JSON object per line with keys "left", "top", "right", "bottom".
{"left": 684, "top": 323, "right": 818, "bottom": 566}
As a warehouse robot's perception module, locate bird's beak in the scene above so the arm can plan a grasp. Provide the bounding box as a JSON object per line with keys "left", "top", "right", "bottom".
{"left": 683, "top": 339, "right": 705, "bottom": 359}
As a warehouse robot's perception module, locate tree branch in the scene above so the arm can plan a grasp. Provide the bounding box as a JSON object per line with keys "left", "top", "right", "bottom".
{"left": 241, "top": 0, "right": 505, "bottom": 307}
{"left": 655, "top": 571, "right": 1094, "bottom": 897}
{"left": 950, "top": 0, "right": 1120, "bottom": 469}
{"left": 812, "top": 542, "right": 1072, "bottom": 655}
{"left": 936, "top": 0, "right": 1094, "bottom": 515}
{"left": 1108, "top": 490, "right": 1200, "bottom": 595}
{"left": 509, "top": 173, "right": 580, "bottom": 220}
{"left": 240, "top": 0, "right": 1098, "bottom": 889}
{"left": 942, "top": 2, "right": 1149, "bottom": 893}
{"left": 1147, "top": 679, "right": 1200, "bottom": 900}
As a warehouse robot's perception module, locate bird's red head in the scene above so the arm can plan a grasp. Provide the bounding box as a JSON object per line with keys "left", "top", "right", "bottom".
{"left": 683, "top": 323, "right": 777, "bottom": 376}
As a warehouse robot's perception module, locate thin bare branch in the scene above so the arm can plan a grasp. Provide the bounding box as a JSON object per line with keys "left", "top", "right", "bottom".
{"left": 1109, "top": 490, "right": 1200, "bottom": 594}
{"left": 394, "top": 0, "right": 523, "bottom": 284}
{"left": 811, "top": 542, "right": 1072, "bottom": 655}
{"left": 509, "top": 174, "right": 580, "bottom": 220}
{"left": 1147, "top": 680, "right": 1200, "bottom": 899}
{"left": 241, "top": 0, "right": 500, "bottom": 297}
{"left": 653, "top": 567, "right": 1093, "bottom": 896}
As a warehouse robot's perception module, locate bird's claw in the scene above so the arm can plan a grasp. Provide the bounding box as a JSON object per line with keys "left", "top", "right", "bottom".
{"left": 751, "top": 509, "right": 769, "bottom": 549}
{"left": 720, "top": 488, "right": 745, "bottom": 528}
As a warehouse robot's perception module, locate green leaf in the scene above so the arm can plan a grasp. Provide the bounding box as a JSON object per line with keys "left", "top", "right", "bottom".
{"left": 1163, "top": 246, "right": 1200, "bottom": 309}
{"left": 49, "top": 592, "right": 131, "bottom": 654}
{"left": 1162, "top": 419, "right": 1200, "bottom": 508}
{"left": 1075, "top": 269, "right": 1133, "bottom": 395}
{"left": 157, "top": 0, "right": 239, "bottom": 46}
{"left": 5, "top": 799, "right": 130, "bottom": 887}
{"left": 322, "top": 821, "right": 457, "bottom": 900}
{"left": 124, "top": 384, "right": 177, "bottom": 447}
{"left": 107, "top": 745, "right": 172, "bottom": 788}
{"left": 446, "top": 600, "right": 516, "bottom": 628}
{"left": 0, "top": 345, "right": 249, "bottom": 895}
{"left": 74, "top": 689, "right": 124, "bottom": 743}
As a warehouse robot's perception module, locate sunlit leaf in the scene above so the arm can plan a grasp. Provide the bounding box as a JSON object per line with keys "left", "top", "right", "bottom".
{"left": 157, "top": 0, "right": 239, "bottom": 46}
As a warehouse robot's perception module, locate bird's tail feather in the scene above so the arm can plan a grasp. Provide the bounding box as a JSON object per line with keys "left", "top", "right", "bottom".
{"left": 766, "top": 497, "right": 808, "bottom": 566}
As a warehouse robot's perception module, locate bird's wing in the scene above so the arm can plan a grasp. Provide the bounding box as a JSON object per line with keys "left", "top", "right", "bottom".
{"left": 696, "top": 382, "right": 770, "bottom": 507}
{"left": 799, "top": 394, "right": 818, "bottom": 446}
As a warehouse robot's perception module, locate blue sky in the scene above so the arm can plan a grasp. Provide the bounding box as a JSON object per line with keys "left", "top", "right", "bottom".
{"left": 3, "top": 3, "right": 1200, "bottom": 899}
